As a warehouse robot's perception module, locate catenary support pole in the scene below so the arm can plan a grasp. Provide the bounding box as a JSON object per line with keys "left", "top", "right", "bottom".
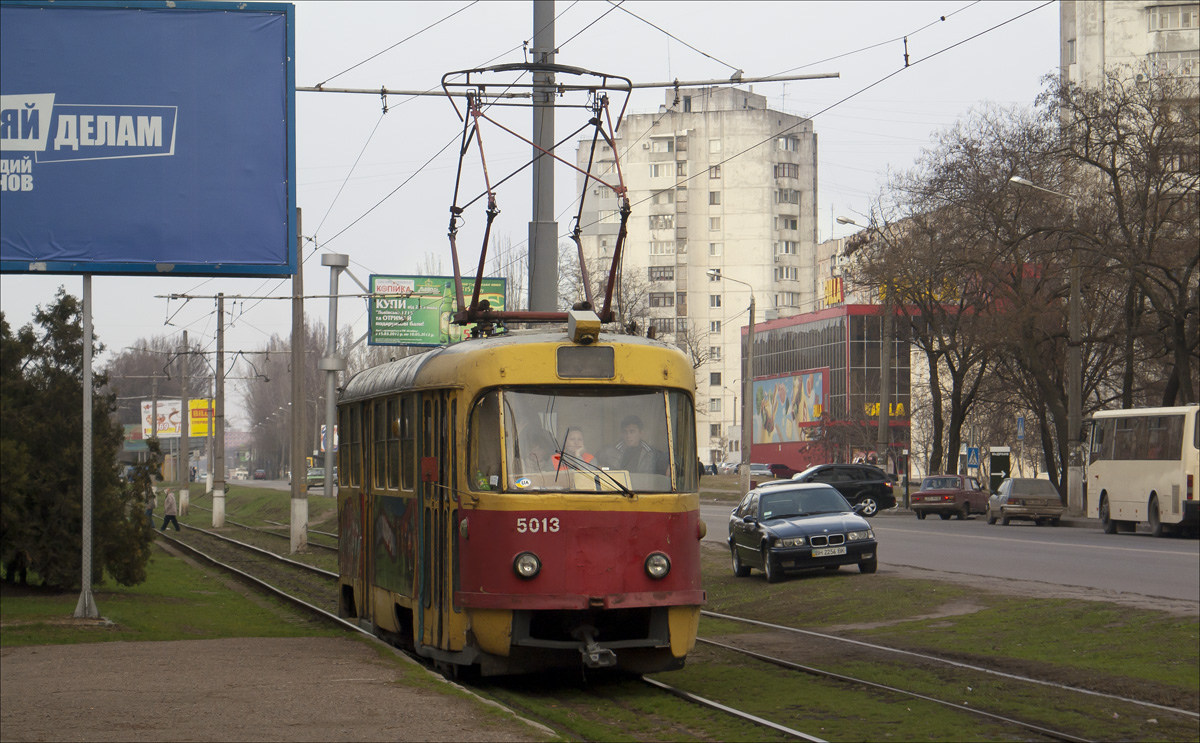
{"left": 528, "top": 0, "right": 558, "bottom": 312}
{"left": 213, "top": 294, "right": 226, "bottom": 528}
{"left": 742, "top": 295, "right": 755, "bottom": 499}
{"left": 291, "top": 210, "right": 308, "bottom": 552}
{"left": 73, "top": 274, "right": 98, "bottom": 619}
{"left": 321, "top": 254, "right": 348, "bottom": 501}
{"left": 179, "top": 330, "right": 189, "bottom": 516}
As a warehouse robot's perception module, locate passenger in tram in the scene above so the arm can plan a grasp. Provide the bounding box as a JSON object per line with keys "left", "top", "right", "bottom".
{"left": 553, "top": 426, "right": 595, "bottom": 468}
{"left": 597, "top": 415, "right": 668, "bottom": 475}
{"left": 518, "top": 429, "right": 558, "bottom": 473}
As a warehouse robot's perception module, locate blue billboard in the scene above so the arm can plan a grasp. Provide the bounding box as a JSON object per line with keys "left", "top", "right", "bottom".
{"left": 0, "top": 1, "right": 296, "bottom": 276}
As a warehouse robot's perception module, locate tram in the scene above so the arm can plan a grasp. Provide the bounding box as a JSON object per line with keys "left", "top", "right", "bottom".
{"left": 335, "top": 314, "right": 706, "bottom": 675}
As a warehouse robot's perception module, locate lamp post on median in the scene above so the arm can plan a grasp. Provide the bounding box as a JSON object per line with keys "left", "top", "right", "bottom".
{"left": 1008, "top": 176, "right": 1083, "bottom": 516}
{"left": 708, "top": 269, "right": 755, "bottom": 497}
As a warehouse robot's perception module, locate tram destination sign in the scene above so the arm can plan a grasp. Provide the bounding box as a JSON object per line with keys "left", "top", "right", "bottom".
{"left": 369, "top": 274, "right": 507, "bottom": 347}
{"left": 0, "top": 1, "right": 296, "bottom": 277}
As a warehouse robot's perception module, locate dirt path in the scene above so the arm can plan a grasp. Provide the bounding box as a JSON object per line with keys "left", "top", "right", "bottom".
{"left": 0, "top": 636, "right": 547, "bottom": 742}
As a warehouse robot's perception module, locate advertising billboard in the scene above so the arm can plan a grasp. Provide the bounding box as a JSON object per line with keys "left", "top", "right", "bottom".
{"left": 0, "top": 1, "right": 296, "bottom": 277}
{"left": 753, "top": 369, "right": 828, "bottom": 445}
{"left": 369, "top": 275, "right": 507, "bottom": 346}
{"left": 141, "top": 399, "right": 182, "bottom": 439}
{"left": 188, "top": 399, "right": 213, "bottom": 438}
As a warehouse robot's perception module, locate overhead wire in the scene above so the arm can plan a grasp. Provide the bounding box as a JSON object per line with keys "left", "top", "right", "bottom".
{"left": 173, "top": 1, "right": 1045, "bottom": 350}
{"left": 599, "top": 1, "right": 1055, "bottom": 227}
{"left": 604, "top": 0, "right": 742, "bottom": 74}
{"left": 175, "top": 1, "right": 582, "bottom": 336}
{"left": 316, "top": 1, "right": 481, "bottom": 87}
{"left": 769, "top": 0, "right": 982, "bottom": 77}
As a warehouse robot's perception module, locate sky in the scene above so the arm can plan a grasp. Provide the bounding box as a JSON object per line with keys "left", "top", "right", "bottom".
{"left": 0, "top": 0, "right": 1060, "bottom": 423}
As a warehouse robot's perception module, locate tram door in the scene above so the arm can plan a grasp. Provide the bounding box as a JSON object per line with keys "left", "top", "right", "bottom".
{"left": 419, "top": 391, "right": 455, "bottom": 651}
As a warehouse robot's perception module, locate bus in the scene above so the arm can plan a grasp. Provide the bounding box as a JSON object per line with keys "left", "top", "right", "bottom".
{"left": 1085, "top": 405, "right": 1199, "bottom": 537}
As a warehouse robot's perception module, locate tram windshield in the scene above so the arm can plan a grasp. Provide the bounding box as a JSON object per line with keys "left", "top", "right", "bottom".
{"left": 469, "top": 387, "right": 697, "bottom": 494}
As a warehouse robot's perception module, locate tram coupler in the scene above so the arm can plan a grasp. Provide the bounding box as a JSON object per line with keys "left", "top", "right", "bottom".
{"left": 572, "top": 625, "right": 616, "bottom": 668}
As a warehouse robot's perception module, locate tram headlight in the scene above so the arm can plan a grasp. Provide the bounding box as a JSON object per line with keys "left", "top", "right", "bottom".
{"left": 644, "top": 552, "right": 671, "bottom": 579}
{"left": 513, "top": 552, "right": 541, "bottom": 580}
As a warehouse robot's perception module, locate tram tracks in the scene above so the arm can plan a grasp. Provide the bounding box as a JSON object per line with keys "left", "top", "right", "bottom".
{"left": 151, "top": 526, "right": 1193, "bottom": 741}
{"left": 187, "top": 503, "right": 339, "bottom": 552}
{"left": 154, "top": 528, "right": 830, "bottom": 741}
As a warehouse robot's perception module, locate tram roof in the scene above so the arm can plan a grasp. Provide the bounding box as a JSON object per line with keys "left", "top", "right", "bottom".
{"left": 339, "top": 329, "right": 686, "bottom": 404}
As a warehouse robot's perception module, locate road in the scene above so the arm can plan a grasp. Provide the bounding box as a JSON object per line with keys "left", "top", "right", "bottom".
{"left": 700, "top": 502, "right": 1200, "bottom": 603}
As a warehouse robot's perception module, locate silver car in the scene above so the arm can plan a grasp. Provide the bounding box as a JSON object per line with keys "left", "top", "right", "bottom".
{"left": 986, "top": 478, "right": 1065, "bottom": 526}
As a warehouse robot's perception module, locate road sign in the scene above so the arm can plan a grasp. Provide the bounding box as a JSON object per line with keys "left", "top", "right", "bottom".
{"left": 1017, "top": 416, "right": 1025, "bottom": 441}
{"left": 989, "top": 447, "right": 1011, "bottom": 492}
{"left": 967, "top": 447, "right": 980, "bottom": 468}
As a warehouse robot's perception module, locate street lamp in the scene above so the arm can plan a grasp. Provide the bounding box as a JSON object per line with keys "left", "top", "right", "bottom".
{"left": 1008, "top": 175, "right": 1083, "bottom": 516}
{"left": 708, "top": 269, "right": 755, "bottom": 497}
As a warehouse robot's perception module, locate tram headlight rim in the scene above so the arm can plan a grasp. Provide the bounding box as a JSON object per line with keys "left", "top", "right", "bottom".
{"left": 513, "top": 551, "right": 541, "bottom": 580}
{"left": 644, "top": 551, "right": 671, "bottom": 579}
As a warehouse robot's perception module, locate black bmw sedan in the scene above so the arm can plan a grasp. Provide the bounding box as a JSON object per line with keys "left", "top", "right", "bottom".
{"left": 728, "top": 483, "right": 879, "bottom": 583}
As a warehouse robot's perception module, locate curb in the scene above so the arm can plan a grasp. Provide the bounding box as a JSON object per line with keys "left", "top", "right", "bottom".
{"left": 878, "top": 507, "right": 1096, "bottom": 529}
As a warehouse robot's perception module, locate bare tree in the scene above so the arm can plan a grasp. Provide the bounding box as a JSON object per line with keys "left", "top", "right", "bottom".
{"left": 1046, "top": 66, "right": 1200, "bottom": 405}
{"left": 103, "top": 334, "right": 213, "bottom": 427}
{"left": 558, "top": 247, "right": 650, "bottom": 333}
{"left": 238, "top": 316, "right": 331, "bottom": 476}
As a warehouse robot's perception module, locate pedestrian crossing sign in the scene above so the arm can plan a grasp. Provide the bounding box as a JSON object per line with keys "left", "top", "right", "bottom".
{"left": 967, "top": 447, "right": 980, "bottom": 468}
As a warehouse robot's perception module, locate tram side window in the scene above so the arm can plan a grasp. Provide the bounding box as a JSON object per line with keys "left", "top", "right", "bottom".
{"left": 339, "top": 404, "right": 362, "bottom": 487}
{"left": 670, "top": 390, "right": 698, "bottom": 491}
{"left": 400, "top": 396, "right": 416, "bottom": 490}
{"left": 386, "top": 397, "right": 400, "bottom": 489}
{"left": 338, "top": 408, "right": 348, "bottom": 484}
{"left": 373, "top": 399, "right": 387, "bottom": 488}
{"left": 469, "top": 391, "right": 501, "bottom": 491}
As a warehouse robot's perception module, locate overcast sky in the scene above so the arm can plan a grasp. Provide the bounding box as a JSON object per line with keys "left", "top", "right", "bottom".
{"left": 0, "top": 0, "right": 1059, "bottom": 422}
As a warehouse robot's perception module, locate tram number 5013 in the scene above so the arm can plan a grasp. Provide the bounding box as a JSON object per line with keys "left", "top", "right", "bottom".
{"left": 516, "top": 517, "right": 560, "bottom": 533}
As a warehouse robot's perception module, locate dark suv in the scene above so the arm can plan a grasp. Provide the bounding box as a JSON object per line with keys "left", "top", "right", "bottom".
{"left": 791, "top": 464, "right": 896, "bottom": 516}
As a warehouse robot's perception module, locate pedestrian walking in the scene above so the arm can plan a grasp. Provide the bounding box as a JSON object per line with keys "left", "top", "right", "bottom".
{"left": 161, "top": 489, "right": 180, "bottom": 532}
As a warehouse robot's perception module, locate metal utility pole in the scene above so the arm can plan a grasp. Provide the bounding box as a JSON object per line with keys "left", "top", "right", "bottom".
{"left": 321, "top": 254, "right": 348, "bottom": 500}
{"left": 213, "top": 294, "right": 226, "bottom": 528}
{"left": 291, "top": 209, "right": 308, "bottom": 552}
{"left": 528, "top": 0, "right": 558, "bottom": 312}
{"left": 744, "top": 296, "right": 756, "bottom": 497}
{"left": 1008, "top": 176, "right": 1083, "bottom": 515}
{"left": 73, "top": 275, "right": 98, "bottom": 619}
{"left": 179, "top": 330, "right": 189, "bottom": 516}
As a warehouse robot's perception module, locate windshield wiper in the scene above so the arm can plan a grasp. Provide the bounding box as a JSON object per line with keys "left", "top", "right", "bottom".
{"left": 556, "top": 450, "right": 637, "bottom": 499}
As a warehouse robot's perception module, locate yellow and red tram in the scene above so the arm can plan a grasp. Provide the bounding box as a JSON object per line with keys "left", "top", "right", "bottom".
{"left": 336, "top": 324, "right": 705, "bottom": 675}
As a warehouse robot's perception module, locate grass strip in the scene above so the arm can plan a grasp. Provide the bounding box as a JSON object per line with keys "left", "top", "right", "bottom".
{"left": 0, "top": 543, "right": 343, "bottom": 647}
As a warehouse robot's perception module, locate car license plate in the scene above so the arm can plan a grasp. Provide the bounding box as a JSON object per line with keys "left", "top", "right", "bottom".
{"left": 812, "top": 546, "right": 846, "bottom": 557}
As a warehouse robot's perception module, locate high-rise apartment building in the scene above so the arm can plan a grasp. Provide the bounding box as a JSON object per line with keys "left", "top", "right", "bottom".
{"left": 574, "top": 87, "right": 819, "bottom": 464}
{"left": 1062, "top": 1, "right": 1199, "bottom": 85}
